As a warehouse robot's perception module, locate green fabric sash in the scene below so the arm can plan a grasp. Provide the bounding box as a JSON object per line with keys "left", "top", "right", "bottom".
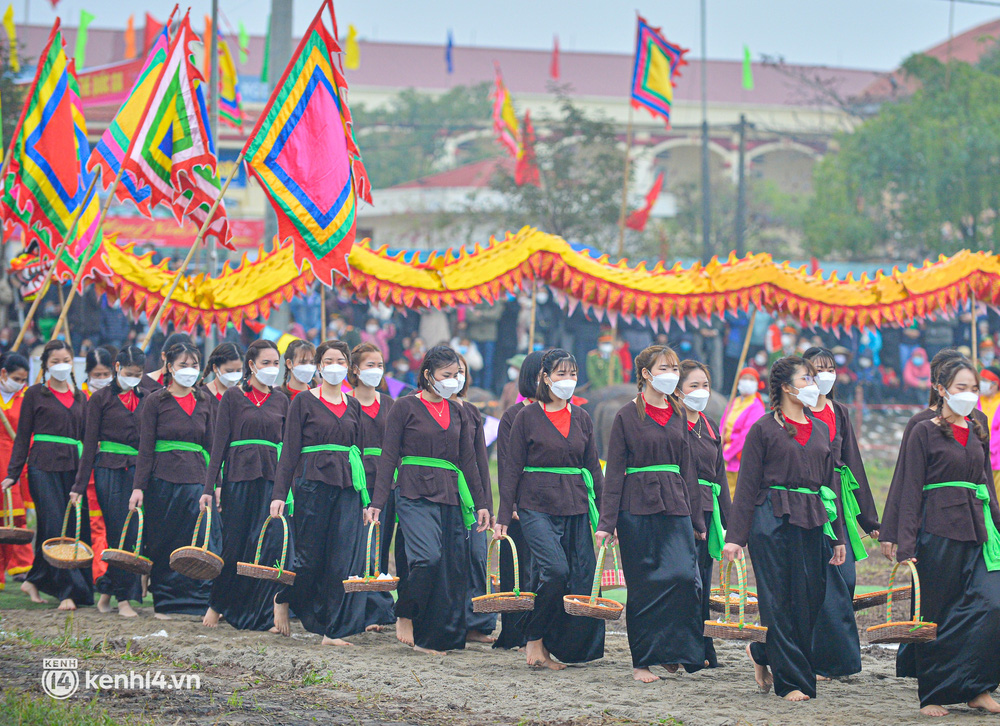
{"left": 770, "top": 485, "right": 837, "bottom": 541}
{"left": 922, "top": 481, "right": 1000, "bottom": 571}
{"left": 396, "top": 455, "right": 476, "bottom": 529}
{"left": 835, "top": 465, "right": 869, "bottom": 562}
{"left": 698, "top": 479, "right": 726, "bottom": 560}
{"left": 525, "top": 465, "right": 599, "bottom": 531}
{"left": 154, "top": 440, "right": 210, "bottom": 467}
{"left": 34, "top": 434, "right": 83, "bottom": 457}
{"left": 301, "top": 444, "right": 369, "bottom": 507}
{"left": 229, "top": 439, "right": 282, "bottom": 457}
{"left": 363, "top": 447, "right": 382, "bottom": 457}
{"left": 98, "top": 441, "right": 138, "bottom": 456}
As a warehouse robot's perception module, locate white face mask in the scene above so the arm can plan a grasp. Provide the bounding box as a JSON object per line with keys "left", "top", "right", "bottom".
{"left": 982, "top": 381, "right": 996, "bottom": 397}
{"left": 118, "top": 374, "right": 142, "bottom": 391}
{"left": 683, "top": 389, "right": 711, "bottom": 413}
{"left": 737, "top": 379, "right": 757, "bottom": 397}
{"left": 792, "top": 384, "right": 821, "bottom": 408}
{"left": 432, "top": 377, "right": 461, "bottom": 399}
{"left": 945, "top": 390, "right": 979, "bottom": 418}
{"left": 358, "top": 368, "right": 384, "bottom": 388}
{"left": 598, "top": 343, "right": 614, "bottom": 355}
{"left": 508, "top": 366, "right": 519, "bottom": 381}
{"left": 172, "top": 367, "right": 200, "bottom": 388}
{"left": 217, "top": 370, "right": 242, "bottom": 388}
{"left": 292, "top": 364, "right": 317, "bottom": 384}
{"left": 815, "top": 371, "right": 836, "bottom": 396}
{"left": 253, "top": 366, "right": 280, "bottom": 388}
{"left": 88, "top": 377, "right": 112, "bottom": 391}
{"left": 549, "top": 379, "right": 577, "bottom": 401}
{"left": 781, "top": 334, "right": 794, "bottom": 348}
{"left": 320, "top": 364, "right": 348, "bottom": 386}
{"left": 0, "top": 377, "right": 24, "bottom": 394}
{"left": 48, "top": 362, "right": 72, "bottom": 382}
{"left": 834, "top": 354, "right": 847, "bottom": 366}
{"left": 455, "top": 374, "right": 466, "bottom": 392}
{"left": 649, "top": 372, "right": 679, "bottom": 396}
{"left": 366, "top": 324, "right": 379, "bottom": 335}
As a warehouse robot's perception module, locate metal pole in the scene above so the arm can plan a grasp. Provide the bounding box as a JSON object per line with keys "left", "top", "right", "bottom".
{"left": 700, "top": 0, "right": 711, "bottom": 264}
{"left": 206, "top": 0, "right": 220, "bottom": 352}
{"left": 616, "top": 107, "right": 634, "bottom": 259}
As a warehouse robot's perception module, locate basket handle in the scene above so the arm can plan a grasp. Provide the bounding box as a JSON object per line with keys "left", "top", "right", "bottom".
{"left": 887, "top": 559, "right": 920, "bottom": 624}
{"left": 2, "top": 487, "right": 13, "bottom": 529}
{"left": 362, "top": 520, "right": 381, "bottom": 580}
{"left": 485, "top": 534, "right": 521, "bottom": 596}
{"left": 718, "top": 557, "right": 749, "bottom": 628}
{"left": 589, "top": 543, "right": 609, "bottom": 605}
{"left": 60, "top": 498, "right": 83, "bottom": 560}
{"left": 252, "top": 515, "right": 289, "bottom": 576}
{"left": 191, "top": 508, "right": 212, "bottom": 550}
{"left": 117, "top": 507, "right": 144, "bottom": 555}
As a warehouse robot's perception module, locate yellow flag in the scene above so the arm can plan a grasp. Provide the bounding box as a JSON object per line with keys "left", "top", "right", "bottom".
{"left": 345, "top": 24, "right": 360, "bottom": 70}
{"left": 2, "top": 4, "right": 18, "bottom": 73}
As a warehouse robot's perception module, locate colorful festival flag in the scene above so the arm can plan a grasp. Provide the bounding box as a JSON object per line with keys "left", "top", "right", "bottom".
{"left": 629, "top": 15, "right": 688, "bottom": 128}
{"left": 2, "top": 5, "right": 18, "bottom": 73}
{"left": 742, "top": 45, "right": 754, "bottom": 91}
{"left": 75, "top": 9, "right": 95, "bottom": 69}
{"left": 238, "top": 21, "right": 249, "bottom": 64}
{"left": 515, "top": 109, "right": 539, "bottom": 187}
{"left": 445, "top": 30, "right": 453, "bottom": 74}
{"left": 144, "top": 12, "right": 163, "bottom": 54}
{"left": 242, "top": 0, "right": 372, "bottom": 285}
{"left": 345, "top": 24, "right": 360, "bottom": 70}
{"left": 550, "top": 35, "right": 559, "bottom": 80}
{"left": 492, "top": 63, "right": 518, "bottom": 157}
{"left": 625, "top": 172, "right": 664, "bottom": 231}
{"left": 218, "top": 32, "right": 243, "bottom": 129}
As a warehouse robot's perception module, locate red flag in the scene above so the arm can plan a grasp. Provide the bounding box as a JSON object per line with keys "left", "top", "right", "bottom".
{"left": 550, "top": 35, "right": 560, "bottom": 79}
{"left": 144, "top": 13, "right": 163, "bottom": 54}
{"left": 625, "top": 173, "right": 664, "bottom": 231}
{"left": 515, "top": 110, "right": 540, "bottom": 187}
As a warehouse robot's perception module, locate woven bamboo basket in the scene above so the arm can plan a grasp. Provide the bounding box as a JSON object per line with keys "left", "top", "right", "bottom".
{"left": 472, "top": 533, "right": 535, "bottom": 613}
{"left": 703, "top": 558, "right": 767, "bottom": 643}
{"left": 599, "top": 542, "right": 627, "bottom": 590}
{"left": 343, "top": 520, "right": 399, "bottom": 592}
{"left": 237, "top": 514, "right": 295, "bottom": 585}
{"left": 101, "top": 507, "right": 152, "bottom": 575}
{"left": 564, "top": 543, "right": 624, "bottom": 620}
{"left": 169, "top": 509, "right": 223, "bottom": 580}
{"left": 853, "top": 585, "right": 912, "bottom": 612}
{"left": 42, "top": 500, "right": 93, "bottom": 570}
{"left": 865, "top": 561, "right": 937, "bottom": 644}
{"left": 709, "top": 556, "right": 759, "bottom": 615}
{"left": 0, "top": 487, "right": 32, "bottom": 545}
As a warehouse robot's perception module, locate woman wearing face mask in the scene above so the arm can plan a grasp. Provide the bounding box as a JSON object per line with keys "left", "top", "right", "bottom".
{"left": 203, "top": 343, "right": 244, "bottom": 410}
{"left": 880, "top": 357, "right": 1000, "bottom": 717}
{"left": 80, "top": 347, "right": 115, "bottom": 599}
{"left": 904, "top": 347, "right": 932, "bottom": 405}
{"left": 497, "top": 349, "right": 605, "bottom": 671}
{"left": 0, "top": 353, "right": 34, "bottom": 601}
{"left": 678, "top": 360, "right": 731, "bottom": 670}
{"left": 983, "top": 367, "right": 1000, "bottom": 495}
{"left": 586, "top": 334, "right": 624, "bottom": 391}
{"left": 129, "top": 342, "right": 217, "bottom": 618}
{"left": 201, "top": 340, "right": 289, "bottom": 631}
{"left": 1, "top": 341, "right": 91, "bottom": 611}
{"left": 595, "top": 346, "right": 704, "bottom": 682}
{"left": 270, "top": 341, "right": 371, "bottom": 644}
{"left": 279, "top": 339, "right": 317, "bottom": 402}
{"left": 347, "top": 342, "right": 396, "bottom": 633}
{"left": 720, "top": 368, "right": 766, "bottom": 500}
{"left": 366, "top": 345, "right": 490, "bottom": 654}
{"left": 359, "top": 318, "right": 394, "bottom": 360}
{"left": 722, "top": 356, "right": 846, "bottom": 703}
{"left": 71, "top": 346, "right": 147, "bottom": 618}
{"left": 140, "top": 332, "right": 192, "bottom": 393}
{"left": 82, "top": 347, "right": 115, "bottom": 397}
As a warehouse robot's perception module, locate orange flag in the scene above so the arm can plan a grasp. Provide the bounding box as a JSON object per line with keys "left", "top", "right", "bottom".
{"left": 124, "top": 14, "right": 135, "bottom": 57}
{"left": 203, "top": 15, "right": 212, "bottom": 76}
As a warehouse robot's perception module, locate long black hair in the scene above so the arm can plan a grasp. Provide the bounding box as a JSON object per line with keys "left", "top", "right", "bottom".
{"left": 85, "top": 347, "right": 114, "bottom": 378}
{"left": 768, "top": 356, "right": 815, "bottom": 437}
{"left": 536, "top": 348, "right": 577, "bottom": 403}
{"left": 417, "top": 345, "right": 460, "bottom": 393}
{"left": 282, "top": 339, "right": 316, "bottom": 388}
{"left": 518, "top": 350, "right": 545, "bottom": 400}
{"left": 934, "top": 356, "right": 987, "bottom": 445}
{"left": 206, "top": 342, "right": 242, "bottom": 381}
{"left": 110, "top": 345, "right": 146, "bottom": 395}
{"left": 41, "top": 340, "right": 77, "bottom": 390}
{"left": 162, "top": 342, "right": 202, "bottom": 392}
{"left": 240, "top": 339, "right": 280, "bottom": 392}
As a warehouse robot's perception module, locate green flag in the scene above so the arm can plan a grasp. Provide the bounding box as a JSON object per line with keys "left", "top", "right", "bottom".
{"left": 75, "top": 10, "right": 95, "bottom": 68}
{"left": 260, "top": 15, "right": 270, "bottom": 83}
{"left": 742, "top": 44, "right": 754, "bottom": 91}
{"left": 238, "top": 21, "right": 249, "bottom": 64}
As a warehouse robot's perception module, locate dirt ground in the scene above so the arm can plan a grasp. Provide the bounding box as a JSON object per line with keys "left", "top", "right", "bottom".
{"left": 0, "top": 603, "right": 991, "bottom": 726}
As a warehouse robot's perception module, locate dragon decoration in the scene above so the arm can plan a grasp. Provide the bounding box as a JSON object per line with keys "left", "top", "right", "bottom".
{"left": 8, "top": 226, "right": 1000, "bottom": 332}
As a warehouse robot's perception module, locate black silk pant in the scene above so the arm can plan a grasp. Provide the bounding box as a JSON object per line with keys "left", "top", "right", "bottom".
{"left": 466, "top": 526, "right": 497, "bottom": 635}
{"left": 26, "top": 468, "right": 94, "bottom": 606}
{"left": 363, "top": 484, "right": 396, "bottom": 630}
{"left": 696, "top": 535, "right": 719, "bottom": 668}
{"left": 94, "top": 466, "right": 142, "bottom": 603}
{"left": 493, "top": 516, "right": 533, "bottom": 650}
{"left": 812, "top": 533, "right": 861, "bottom": 678}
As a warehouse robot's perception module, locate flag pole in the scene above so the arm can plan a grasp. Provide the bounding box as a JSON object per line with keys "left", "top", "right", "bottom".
{"left": 10, "top": 173, "right": 99, "bottom": 351}
{"left": 320, "top": 283, "right": 327, "bottom": 338}
{"left": 139, "top": 152, "right": 243, "bottom": 350}
{"left": 56, "top": 283, "right": 73, "bottom": 352}
{"left": 972, "top": 290, "right": 978, "bottom": 367}
{"left": 723, "top": 307, "right": 757, "bottom": 448}
{"left": 616, "top": 105, "right": 634, "bottom": 259}
{"left": 528, "top": 282, "right": 538, "bottom": 351}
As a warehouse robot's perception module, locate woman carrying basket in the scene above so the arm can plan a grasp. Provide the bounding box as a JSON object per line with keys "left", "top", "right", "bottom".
{"left": 129, "top": 342, "right": 217, "bottom": 618}
{"left": 270, "top": 341, "right": 371, "bottom": 644}
{"left": 497, "top": 348, "right": 605, "bottom": 671}
{"left": 201, "top": 340, "right": 288, "bottom": 631}
{"left": 721, "top": 356, "right": 846, "bottom": 702}
{"left": 678, "top": 359, "right": 732, "bottom": 669}
{"left": 71, "top": 346, "right": 147, "bottom": 617}
{"left": 2, "top": 342, "right": 91, "bottom": 610}
{"left": 881, "top": 356, "right": 1000, "bottom": 716}
{"left": 596, "top": 346, "right": 705, "bottom": 682}
{"left": 366, "top": 345, "right": 490, "bottom": 654}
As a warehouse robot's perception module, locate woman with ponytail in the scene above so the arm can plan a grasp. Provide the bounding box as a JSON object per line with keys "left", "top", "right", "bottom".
{"left": 279, "top": 340, "right": 317, "bottom": 402}
{"left": 881, "top": 357, "right": 1000, "bottom": 717}
{"left": 722, "top": 356, "right": 845, "bottom": 702}
{"left": 497, "top": 348, "right": 605, "bottom": 671}
{"left": 201, "top": 339, "right": 288, "bottom": 631}
{"left": 0, "top": 353, "right": 33, "bottom": 600}
{"left": 677, "top": 359, "right": 731, "bottom": 669}
{"left": 71, "top": 346, "right": 147, "bottom": 617}
{"left": 1, "top": 341, "right": 91, "bottom": 610}
{"left": 596, "top": 346, "right": 705, "bottom": 682}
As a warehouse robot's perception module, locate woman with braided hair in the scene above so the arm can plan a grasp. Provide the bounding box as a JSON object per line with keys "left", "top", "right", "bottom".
{"left": 279, "top": 340, "right": 316, "bottom": 402}
{"left": 880, "top": 356, "right": 1000, "bottom": 716}
{"left": 596, "top": 346, "right": 705, "bottom": 682}
{"left": 722, "top": 356, "right": 845, "bottom": 702}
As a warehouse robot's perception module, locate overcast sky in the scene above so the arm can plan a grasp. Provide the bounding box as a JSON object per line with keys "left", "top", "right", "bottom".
{"left": 18, "top": 0, "right": 1000, "bottom": 70}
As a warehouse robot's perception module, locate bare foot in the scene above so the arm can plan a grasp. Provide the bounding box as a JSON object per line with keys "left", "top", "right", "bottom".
{"left": 202, "top": 607, "right": 221, "bottom": 628}
{"left": 413, "top": 645, "right": 446, "bottom": 655}
{"left": 466, "top": 630, "right": 496, "bottom": 644}
{"left": 365, "top": 624, "right": 384, "bottom": 633}
{"left": 746, "top": 644, "right": 772, "bottom": 693}
{"left": 153, "top": 612, "right": 173, "bottom": 621}
{"left": 272, "top": 598, "right": 290, "bottom": 636}
{"left": 817, "top": 675, "right": 831, "bottom": 682}
{"left": 969, "top": 693, "right": 1000, "bottom": 713}
{"left": 526, "top": 640, "right": 566, "bottom": 670}
{"left": 118, "top": 601, "right": 138, "bottom": 618}
{"left": 920, "top": 705, "right": 950, "bottom": 717}
{"left": 396, "top": 617, "right": 414, "bottom": 647}
{"left": 57, "top": 598, "right": 76, "bottom": 611}
{"left": 321, "top": 637, "right": 354, "bottom": 646}
{"left": 784, "top": 690, "right": 810, "bottom": 702}
{"left": 633, "top": 668, "right": 661, "bottom": 683}
{"left": 97, "top": 594, "right": 113, "bottom": 613}
{"left": 661, "top": 664, "right": 679, "bottom": 673}
{"left": 141, "top": 575, "right": 148, "bottom": 600}
{"left": 20, "top": 581, "right": 45, "bottom": 604}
